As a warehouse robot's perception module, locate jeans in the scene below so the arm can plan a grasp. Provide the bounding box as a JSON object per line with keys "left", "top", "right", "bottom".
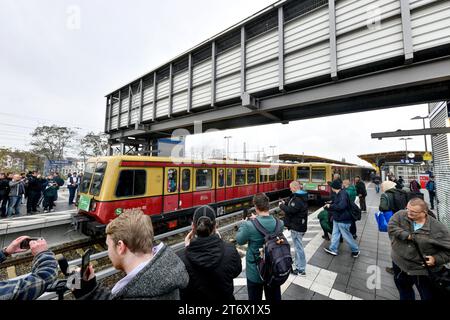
{"left": 428, "top": 191, "right": 435, "bottom": 209}
{"left": 329, "top": 221, "right": 359, "bottom": 254}
{"left": 358, "top": 196, "right": 366, "bottom": 211}
{"left": 247, "top": 279, "right": 281, "bottom": 301}
{"left": 392, "top": 262, "right": 435, "bottom": 300}
{"left": 8, "top": 196, "right": 21, "bottom": 216}
{"left": 68, "top": 187, "right": 76, "bottom": 204}
{"left": 350, "top": 220, "right": 357, "bottom": 236}
{"left": 0, "top": 194, "right": 8, "bottom": 217}
{"left": 290, "top": 230, "right": 306, "bottom": 272}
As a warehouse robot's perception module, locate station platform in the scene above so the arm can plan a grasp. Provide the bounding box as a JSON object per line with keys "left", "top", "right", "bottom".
{"left": 233, "top": 183, "right": 436, "bottom": 300}
{"left": 0, "top": 189, "right": 83, "bottom": 248}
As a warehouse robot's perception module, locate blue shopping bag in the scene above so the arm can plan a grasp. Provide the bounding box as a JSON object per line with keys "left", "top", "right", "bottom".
{"left": 375, "top": 211, "right": 394, "bottom": 232}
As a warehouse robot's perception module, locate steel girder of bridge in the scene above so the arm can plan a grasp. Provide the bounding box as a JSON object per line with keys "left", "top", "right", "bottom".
{"left": 105, "top": 0, "right": 450, "bottom": 149}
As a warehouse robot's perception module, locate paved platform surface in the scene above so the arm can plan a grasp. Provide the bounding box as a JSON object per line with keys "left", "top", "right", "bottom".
{"left": 233, "top": 184, "right": 436, "bottom": 300}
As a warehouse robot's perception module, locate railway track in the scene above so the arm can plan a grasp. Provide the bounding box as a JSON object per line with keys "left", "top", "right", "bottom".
{"left": 34, "top": 202, "right": 319, "bottom": 300}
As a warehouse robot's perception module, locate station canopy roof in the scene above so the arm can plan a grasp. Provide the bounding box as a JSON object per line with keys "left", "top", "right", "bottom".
{"left": 277, "top": 154, "right": 357, "bottom": 166}
{"left": 357, "top": 151, "right": 430, "bottom": 166}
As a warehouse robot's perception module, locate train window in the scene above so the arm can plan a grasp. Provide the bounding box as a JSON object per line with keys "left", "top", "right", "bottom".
{"left": 90, "top": 162, "right": 107, "bottom": 196}
{"left": 297, "top": 166, "right": 310, "bottom": 182}
{"left": 181, "top": 169, "right": 191, "bottom": 192}
{"left": 218, "top": 169, "right": 225, "bottom": 187}
{"left": 235, "top": 169, "right": 246, "bottom": 186}
{"left": 286, "top": 169, "right": 291, "bottom": 180}
{"left": 167, "top": 169, "right": 178, "bottom": 193}
{"left": 247, "top": 169, "right": 256, "bottom": 184}
{"left": 226, "top": 169, "right": 233, "bottom": 186}
{"left": 80, "top": 162, "right": 95, "bottom": 194}
{"left": 277, "top": 169, "right": 283, "bottom": 181}
{"left": 196, "top": 169, "right": 213, "bottom": 189}
{"left": 312, "top": 168, "right": 326, "bottom": 183}
{"left": 259, "top": 169, "right": 266, "bottom": 183}
{"left": 116, "top": 170, "right": 146, "bottom": 197}
{"left": 269, "top": 168, "right": 276, "bottom": 182}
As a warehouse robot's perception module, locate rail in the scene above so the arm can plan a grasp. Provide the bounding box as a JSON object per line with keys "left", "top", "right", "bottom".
{"left": 27, "top": 201, "right": 284, "bottom": 300}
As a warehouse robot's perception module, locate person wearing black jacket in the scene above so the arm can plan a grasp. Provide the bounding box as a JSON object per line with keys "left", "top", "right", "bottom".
{"left": 0, "top": 173, "right": 9, "bottom": 217}
{"left": 323, "top": 180, "right": 360, "bottom": 258}
{"left": 26, "top": 172, "right": 44, "bottom": 214}
{"left": 354, "top": 176, "right": 367, "bottom": 212}
{"left": 279, "top": 181, "right": 308, "bottom": 275}
{"left": 180, "top": 206, "right": 242, "bottom": 301}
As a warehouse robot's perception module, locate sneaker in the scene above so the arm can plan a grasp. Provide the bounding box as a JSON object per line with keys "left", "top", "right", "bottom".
{"left": 324, "top": 248, "right": 338, "bottom": 256}
{"left": 351, "top": 251, "right": 360, "bottom": 258}
{"left": 299, "top": 271, "right": 306, "bottom": 276}
{"left": 385, "top": 267, "right": 394, "bottom": 275}
{"left": 322, "top": 235, "right": 330, "bottom": 241}
{"left": 353, "top": 234, "right": 358, "bottom": 240}
{"left": 43, "top": 210, "right": 48, "bottom": 213}
{"left": 50, "top": 209, "right": 55, "bottom": 212}
{"left": 291, "top": 269, "right": 299, "bottom": 276}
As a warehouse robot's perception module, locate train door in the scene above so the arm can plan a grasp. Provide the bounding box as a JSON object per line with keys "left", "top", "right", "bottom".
{"left": 193, "top": 168, "right": 215, "bottom": 206}
{"left": 216, "top": 168, "right": 226, "bottom": 202}
{"left": 179, "top": 167, "right": 193, "bottom": 209}
{"left": 163, "top": 167, "right": 179, "bottom": 213}
{"left": 226, "top": 168, "right": 234, "bottom": 200}
{"left": 235, "top": 168, "right": 246, "bottom": 198}
{"left": 247, "top": 168, "right": 257, "bottom": 196}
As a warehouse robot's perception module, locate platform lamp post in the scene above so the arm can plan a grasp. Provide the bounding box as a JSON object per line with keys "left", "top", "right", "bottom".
{"left": 411, "top": 115, "right": 429, "bottom": 169}
{"left": 269, "top": 145, "right": 276, "bottom": 161}
{"left": 224, "top": 136, "right": 232, "bottom": 160}
{"left": 399, "top": 137, "right": 413, "bottom": 162}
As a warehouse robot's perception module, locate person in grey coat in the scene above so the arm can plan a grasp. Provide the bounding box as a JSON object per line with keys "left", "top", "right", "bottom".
{"left": 388, "top": 198, "right": 450, "bottom": 300}
{"left": 73, "top": 211, "right": 189, "bottom": 300}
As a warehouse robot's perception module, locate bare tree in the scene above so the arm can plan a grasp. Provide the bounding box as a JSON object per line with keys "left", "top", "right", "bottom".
{"left": 30, "top": 125, "right": 76, "bottom": 161}
{"left": 79, "top": 132, "right": 109, "bottom": 161}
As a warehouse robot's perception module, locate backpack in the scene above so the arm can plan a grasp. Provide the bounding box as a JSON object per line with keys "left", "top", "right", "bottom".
{"left": 347, "top": 195, "right": 362, "bottom": 221}
{"left": 251, "top": 218, "right": 292, "bottom": 287}
{"left": 390, "top": 190, "right": 408, "bottom": 212}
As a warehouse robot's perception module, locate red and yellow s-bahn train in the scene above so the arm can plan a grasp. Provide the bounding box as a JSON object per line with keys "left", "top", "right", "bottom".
{"left": 75, "top": 156, "right": 294, "bottom": 235}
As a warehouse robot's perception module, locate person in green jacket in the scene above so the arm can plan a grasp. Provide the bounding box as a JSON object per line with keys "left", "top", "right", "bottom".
{"left": 343, "top": 179, "right": 358, "bottom": 240}
{"left": 236, "top": 193, "right": 283, "bottom": 301}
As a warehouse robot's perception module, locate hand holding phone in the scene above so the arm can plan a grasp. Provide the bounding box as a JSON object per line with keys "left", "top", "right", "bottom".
{"left": 20, "top": 237, "right": 40, "bottom": 250}
{"left": 80, "top": 249, "right": 93, "bottom": 281}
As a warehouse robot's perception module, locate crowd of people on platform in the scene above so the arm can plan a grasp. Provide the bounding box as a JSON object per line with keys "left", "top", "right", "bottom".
{"left": 0, "top": 171, "right": 82, "bottom": 218}
{"left": 0, "top": 169, "right": 448, "bottom": 302}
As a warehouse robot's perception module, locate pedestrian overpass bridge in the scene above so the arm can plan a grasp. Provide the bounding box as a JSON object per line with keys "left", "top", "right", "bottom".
{"left": 104, "top": 0, "right": 450, "bottom": 151}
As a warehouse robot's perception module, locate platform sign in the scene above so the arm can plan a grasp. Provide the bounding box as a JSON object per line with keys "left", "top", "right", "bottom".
{"left": 419, "top": 174, "right": 430, "bottom": 189}
{"left": 303, "top": 183, "right": 318, "bottom": 191}
{"left": 78, "top": 194, "right": 91, "bottom": 212}
{"left": 423, "top": 152, "right": 432, "bottom": 161}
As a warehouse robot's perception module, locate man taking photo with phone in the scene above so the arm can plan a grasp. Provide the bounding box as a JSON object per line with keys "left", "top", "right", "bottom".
{"left": 0, "top": 236, "right": 58, "bottom": 300}
{"left": 72, "top": 211, "right": 189, "bottom": 300}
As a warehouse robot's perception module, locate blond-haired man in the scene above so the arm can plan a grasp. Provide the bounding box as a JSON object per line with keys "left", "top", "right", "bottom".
{"left": 73, "top": 211, "right": 189, "bottom": 300}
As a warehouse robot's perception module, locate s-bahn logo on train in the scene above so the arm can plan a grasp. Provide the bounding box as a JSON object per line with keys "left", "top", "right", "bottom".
{"left": 74, "top": 155, "right": 371, "bottom": 236}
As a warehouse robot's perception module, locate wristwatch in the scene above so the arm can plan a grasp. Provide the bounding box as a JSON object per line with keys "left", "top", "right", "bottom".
{"left": 2, "top": 247, "right": 10, "bottom": 257}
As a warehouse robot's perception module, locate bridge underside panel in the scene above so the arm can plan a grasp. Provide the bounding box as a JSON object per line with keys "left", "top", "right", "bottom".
{"left": 105, "top": 0, "right": 450, "bottom": 142}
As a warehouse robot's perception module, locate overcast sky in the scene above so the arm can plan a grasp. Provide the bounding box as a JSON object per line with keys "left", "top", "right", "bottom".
{"left": 0, "top": 0, "right": 432, "bottom": 165}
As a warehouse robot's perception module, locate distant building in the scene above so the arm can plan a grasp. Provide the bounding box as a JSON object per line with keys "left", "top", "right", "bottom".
{"left": 1, "top": 155, "right": 25, "bottom": 171}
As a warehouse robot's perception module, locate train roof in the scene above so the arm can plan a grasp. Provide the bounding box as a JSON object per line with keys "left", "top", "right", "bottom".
{"left": 86, "top": 155, "right": 293, "bottom": 167}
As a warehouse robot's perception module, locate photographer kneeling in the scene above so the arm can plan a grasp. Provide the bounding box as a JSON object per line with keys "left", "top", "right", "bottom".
{"left": 0, "top": 236, "right": 58, "bottom": 300}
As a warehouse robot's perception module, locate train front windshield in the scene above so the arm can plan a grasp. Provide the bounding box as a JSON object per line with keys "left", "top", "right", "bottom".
{"left": 79, "top": 162, "right": 107, "bottom": 196}
{"left": 312, "top": 168, "right": 326, "bottom": 183}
